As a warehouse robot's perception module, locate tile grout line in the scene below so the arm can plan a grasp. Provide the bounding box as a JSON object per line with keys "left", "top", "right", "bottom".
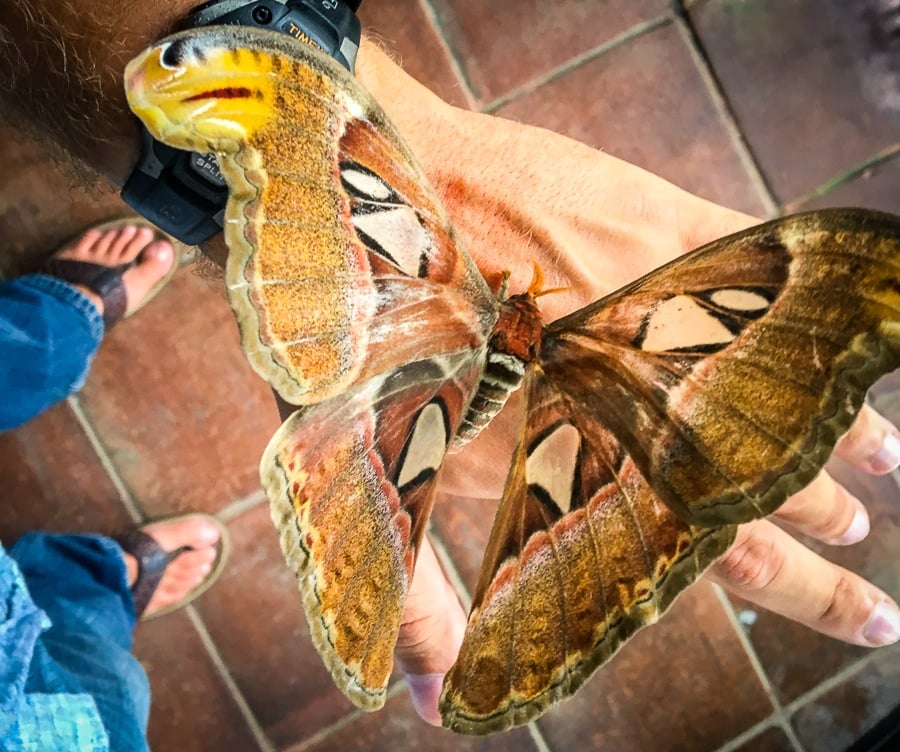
{"left": 217, "top": 487, "right": 268, "bottom": 523}
{"left": 183, "top": 605, "right": 277, "bottom": 752}
{"left": 784, "top": 143, "right": 900, "bottom": 212}
{"left": 527, "top": 722, "right": 554, "bottom": 752}
{"left": 417, "top": 0, "right": 480, "bottom": 110}
{"left": 710, "top": 583, "right": 805, "bottom": 752}
{"left": 281, "top": 707, "right": 367, "bottom": 752}
{"left": 68, "top": 396, "right": 275, "bottom": 751}
{"left": 782, "top": 648, "right": 886, "bottom": 716}
{"left": 712, "top": 716, "right": 790, "bottom": 752}
{"left": 282, "top": 682, "right": 409, "bottom": 752}
{"left": 481, "top": 14, "right": 672, "bottom": 114}
{"left": 67, "top": 395, "right": 145, "bottom": 524}
{"left": 671, "top": 5, "right": 781, "bottom": 218}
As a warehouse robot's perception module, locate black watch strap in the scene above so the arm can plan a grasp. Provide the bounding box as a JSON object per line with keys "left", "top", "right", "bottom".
{"left": 122, "top": 0, "right": 362, "bottom": 245}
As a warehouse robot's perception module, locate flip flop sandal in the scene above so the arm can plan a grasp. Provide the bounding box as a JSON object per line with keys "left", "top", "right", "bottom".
{"left": 41, "top": 217, "right": 184, "bottom": 330}
{"left": 114, "top": 513, "right": 231, "bottom": 621}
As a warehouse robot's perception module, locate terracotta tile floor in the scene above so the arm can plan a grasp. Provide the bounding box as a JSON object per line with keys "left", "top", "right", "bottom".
{"left": 2, "top": 1, "right": 899, "bottom": 750}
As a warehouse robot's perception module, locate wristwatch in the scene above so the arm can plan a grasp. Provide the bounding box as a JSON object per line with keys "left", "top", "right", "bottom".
{"left": 121, "top": 0, "right": 363, "bottom": 245}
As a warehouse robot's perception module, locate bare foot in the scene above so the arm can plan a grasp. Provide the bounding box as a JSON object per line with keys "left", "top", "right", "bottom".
{"left": 122, "top": 515, "right": 221, "bottom": 617}
{"left": 54, "top": 224, "right": 175, "bottom": 316}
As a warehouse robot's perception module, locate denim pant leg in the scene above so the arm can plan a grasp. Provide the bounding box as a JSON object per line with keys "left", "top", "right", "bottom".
{"left": 10, "top": 533, "right": 150, "bottom": 752}
{"left": 0, "top": 274, "right": 104, "bottom": 431}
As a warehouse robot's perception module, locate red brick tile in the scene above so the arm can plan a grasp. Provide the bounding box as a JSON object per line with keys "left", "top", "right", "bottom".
{"left": 358, "top": 0, "right": 468, "bottom": 108}
{"left": 78, "top": 267, "right": 281, "bottom": 518}
{"left": 134, "top": 609, "right": 263, "bottom": 752}
{"left": 535, "top": 581, "right": 773, "bottom": 751}
{"left": 792, "top": 154, "right": 900, "bottom": 215}
{"left": 0, "top": 402, "right": 132, "bottom": 541}
{"left": 729, "top": 455, "right": 900, "bottom": 704}
{"left": 193, "top": 504, "right": 356, "bottom": 748}
{"left": 302, "top": 689, "right": 539, "bottom": 752}
{"left": 790, "top": 644, "right": 900, "bottom": 752}
{"left": 494, "top": 23, "right": 767, "bottom": 216}
{"left": 691, "top": 0, "right": 900, "bottom": 205}
{"left": 430, "top": 0, "right": 669, "bottom": 102}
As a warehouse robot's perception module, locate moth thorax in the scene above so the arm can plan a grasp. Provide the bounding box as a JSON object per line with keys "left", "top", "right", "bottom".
{"left": 454, "top": 294, "right": 542, "bottom": 447}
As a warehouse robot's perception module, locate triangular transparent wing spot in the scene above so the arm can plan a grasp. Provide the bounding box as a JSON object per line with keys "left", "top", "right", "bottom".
{"left": 525, "top": 422, "right": 581, "bottom": 515}
{"left": 352, "top": 207, "right": 430, "bottom": 276}
{"left": 638, "top": 294, "right": 736, "bottom": 352}
{"left": 396, "top": 400, "right": 449, "bottom": 491}
{"left": 341, "top": 159, "right": 431, "bottom": 277}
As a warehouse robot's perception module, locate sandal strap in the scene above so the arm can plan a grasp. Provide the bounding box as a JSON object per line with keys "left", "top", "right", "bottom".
{"left": 113, "top": 528, "right": 192, "bottom": 618}
{"left": 42, "top": 257, "right": 128, "bottom": 329}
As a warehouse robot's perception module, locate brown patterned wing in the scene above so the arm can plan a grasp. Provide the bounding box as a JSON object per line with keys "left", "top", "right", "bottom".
{"left": 124, "top": 27, "right": 497, "bottom": 407}
{"left": 263, "top": 354, "right": 483, "bottom": 709}
{"left": 126, "top": 27, "right": 505, "bottom": 713}
{"left": 543, "top": 209, "right": 900, "bottom": 526}
{"left": 442, "top": 208, "right": 900, "bottom": 733}
{"left": 440, "top": 369, "right": 735, "bottom": 733}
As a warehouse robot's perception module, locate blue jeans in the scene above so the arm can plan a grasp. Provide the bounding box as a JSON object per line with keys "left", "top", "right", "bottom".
{"left": 0, "top": 274, "right": 104, "bottom": 430}
{"left": 1, "top": 276, "right": 147, "bottom": 749}
{"left": 1, "top": 534, "right": 149, "bottom": 752}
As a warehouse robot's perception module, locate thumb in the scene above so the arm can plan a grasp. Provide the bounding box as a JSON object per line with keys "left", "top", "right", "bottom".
{"left": 395, "top": 535, "right": 467, "bottom": 726}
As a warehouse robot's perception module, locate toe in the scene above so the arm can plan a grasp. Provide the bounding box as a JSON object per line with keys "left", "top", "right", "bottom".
{"left": 121, "top": 240, "right": 175, "bottom": 314}
{"left": 116, "top": 226, "right": 156, "bottom": 263}
{"left": 69, "top": 229, "right": 103, "bottom": 256}
{"left": 91, "top": 227, "right": 122, "bottom": 257}
{"left": 167, "top": 547, "right": 218, "bottom": 574}
{"left": 137, "top": 515, "right": 223, "bottom": 617}
{"left": 108, "top": 225, "right": 147, "bottom": 261}
{"left": 142, "top": 514, "right": 220, "bottom": 553}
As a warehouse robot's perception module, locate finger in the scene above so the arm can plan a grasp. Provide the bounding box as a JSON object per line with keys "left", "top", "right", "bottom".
{"left": 395, "top": 535, "right": 466, "bottom": 726}
{"left": 708, "top": 519, "right": 900, "bottom": 647}
{"left": 773, "top": 470, "right": 869, "bottom": 546}
{"left": 833, "top": 404, "right": 900, "bottom": 474}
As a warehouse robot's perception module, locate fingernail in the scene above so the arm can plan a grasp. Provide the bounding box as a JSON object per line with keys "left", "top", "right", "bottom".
{"left": 863, "top": 602, "right": 900, "bottom": 646}
{"left": 871, "top": 433, "right": 900, "bottom": 473}
{"left": 405, "top": 673, "right": 445, "bottom": 726}
{"left": 834, "top": 508, "right": 870, "bottom": 545}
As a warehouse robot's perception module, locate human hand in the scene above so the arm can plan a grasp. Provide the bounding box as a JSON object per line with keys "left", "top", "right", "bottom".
{"left": 357, "top": 50, "right": 900, "bottom": 723}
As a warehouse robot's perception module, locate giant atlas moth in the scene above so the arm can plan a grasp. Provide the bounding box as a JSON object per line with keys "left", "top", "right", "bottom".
{"left": 124, "top": 26, "right": 900, "bottom": 735}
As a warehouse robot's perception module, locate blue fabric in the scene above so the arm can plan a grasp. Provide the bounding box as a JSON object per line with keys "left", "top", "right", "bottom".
{"left": 0, "top": 274, "right": 104, "bottom": 431}
{"left": 1, "top": 534, "right": 150, "bottom": 752}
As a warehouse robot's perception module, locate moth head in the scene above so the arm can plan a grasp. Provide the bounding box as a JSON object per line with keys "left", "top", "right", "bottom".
{"left": 125, "top": 31, "right": 277, "bottom": 153}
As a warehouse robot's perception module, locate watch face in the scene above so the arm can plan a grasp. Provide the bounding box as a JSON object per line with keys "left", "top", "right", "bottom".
{"left": 190, "top": 151, "right": 227, "bottom": 187}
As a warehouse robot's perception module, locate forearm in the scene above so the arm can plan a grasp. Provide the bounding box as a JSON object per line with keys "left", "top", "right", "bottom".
{"left": 0, "top": 0, "right": 752, "bottom": 310}
{"left": 0, "top": 0, "right": 447, "bottom": 265}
